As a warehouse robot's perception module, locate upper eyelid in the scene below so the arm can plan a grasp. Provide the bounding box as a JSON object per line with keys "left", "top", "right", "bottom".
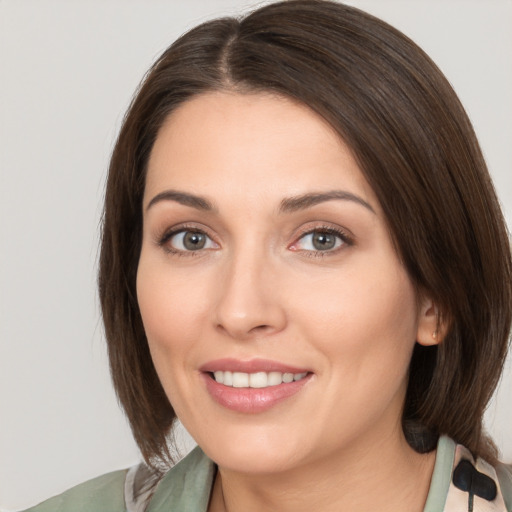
{"left": 156, "top": 226, "right": 219, "bottom": 256}
{"left": 154, "top": 223, "right": 217, "bottom": 249}
{"left": 285, "top": 226, "right": 353, "bottom": 258}
{"left": 293, "top": 223, "right": 354, "bottom": 242}
{"left": 289, "top": 227, "right": 354, "bottom": 262}
{"left": 158, "top": 223, "right": 212, "bottom": 238}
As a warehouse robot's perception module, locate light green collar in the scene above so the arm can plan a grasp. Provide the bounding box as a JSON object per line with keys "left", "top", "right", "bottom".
{"left": 147, "top": 446, "right": 215, "bottom": 512}
{"left": 423, "top": 435, "right": 456, "bottom": 512}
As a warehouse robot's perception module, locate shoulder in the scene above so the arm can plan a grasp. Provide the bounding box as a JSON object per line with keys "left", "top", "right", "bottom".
{"left": 425, "top": 436, "right": 512, "bottom": 512}
{"left": 145, "top": 446, "right": 215, "bottom": 512}
{"left": 21, "top": 468, "right": 128, "bottom": 512}
{"left": 20, "top": 447, "right": 215, "bottom": 512}
{"left": 496, "top": 462, "right": 512, "bottom": 511}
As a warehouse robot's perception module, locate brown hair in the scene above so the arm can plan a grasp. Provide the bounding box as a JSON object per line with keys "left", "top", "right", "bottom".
{"left": 99, "top": 0, "right": 512, "bottom": 466}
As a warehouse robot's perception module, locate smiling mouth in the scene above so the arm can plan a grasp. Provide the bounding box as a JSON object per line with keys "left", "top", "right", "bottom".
{"left": 210, "top": 371, "right": 309, "bottom": 388}
{"left": 202, "top": 363, "right": 312, "bottom": 412}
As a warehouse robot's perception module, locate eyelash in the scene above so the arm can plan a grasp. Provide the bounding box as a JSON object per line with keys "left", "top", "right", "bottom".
{"left": 290, "top": 225, "right": 354, "bottom": 258}
{"left": 157, "top": 224, "right": 217, "bottom": 257}
{"left": 156, "top": 224, "right": 353, "bottom": 257}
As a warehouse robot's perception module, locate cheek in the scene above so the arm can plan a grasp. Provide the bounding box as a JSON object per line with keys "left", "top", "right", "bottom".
{"left": 136, "top": 259, "right": 217, "bottom": 418}
{"left": 136, "top": 258, "right": 211, "bottom": 369}
{"left": 295, "top": 264, "right": 418, "bottom": 379}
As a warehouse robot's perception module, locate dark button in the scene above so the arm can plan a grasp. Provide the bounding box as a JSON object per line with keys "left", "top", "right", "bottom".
{"left": 453, "top": 459, "right": 497, "bottom": 501}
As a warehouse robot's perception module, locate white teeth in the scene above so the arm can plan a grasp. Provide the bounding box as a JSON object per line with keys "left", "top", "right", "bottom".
{"left": 249, "top": 372, "right": 268, "bottom": 388}
{"left": 268, "top": 371, "right": 283, "bottom": 386}
{"left": 212, "top": 371, "right": 308, "bottom": 388}
{"left": 223, "top": 371, "right": 233, "bottom": 386}
{"left": 232, "top": 372, "right": 249, "bottom": 388}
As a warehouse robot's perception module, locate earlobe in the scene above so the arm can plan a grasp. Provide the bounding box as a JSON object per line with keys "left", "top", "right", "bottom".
{"left": 416, "top": 298, "right": 444, "bottom": 347}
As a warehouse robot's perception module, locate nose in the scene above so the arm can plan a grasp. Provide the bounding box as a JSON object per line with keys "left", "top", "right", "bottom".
{"left": 213, "top": 249, "right": 287, "bottom": 340}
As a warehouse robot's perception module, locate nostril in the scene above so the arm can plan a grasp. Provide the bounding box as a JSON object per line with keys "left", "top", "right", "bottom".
{"left": 253, "top": 324, "right": 271, "bottom": 331}
{"left": 247, "top": 324, "right": 275, "bottom": 336}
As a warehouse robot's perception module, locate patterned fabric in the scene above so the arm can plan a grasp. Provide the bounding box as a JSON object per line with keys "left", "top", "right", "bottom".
{"left": 444, "top": 444, "right": 508, "bottom": 512}
{"left": 124, "top": 463, "right": 158, "bottom": 512}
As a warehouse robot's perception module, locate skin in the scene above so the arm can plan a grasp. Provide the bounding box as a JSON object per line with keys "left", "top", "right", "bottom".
{"left": 137, "top": 91, "right": 441, "bottom": 512}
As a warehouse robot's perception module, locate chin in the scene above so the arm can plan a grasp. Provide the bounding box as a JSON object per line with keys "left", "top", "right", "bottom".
{"left": 192, "top": 422, "right": 308, "bottom": 474}
{"left": 210, "top": 443, "right": 302, "bottom": 475}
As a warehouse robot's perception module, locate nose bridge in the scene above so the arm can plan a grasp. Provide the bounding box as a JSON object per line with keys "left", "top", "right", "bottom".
{"left": 214, "top": 241, "right": 286, "bottom": 339}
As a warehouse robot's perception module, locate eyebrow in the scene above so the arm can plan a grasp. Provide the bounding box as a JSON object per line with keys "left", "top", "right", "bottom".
{"left": 146, "top": 190, "right": 216, "bottom": 212}
{"left": 146, "top": 189, "right": 375, "bottom": 215}
{"left": 279, "top": 191, "right": 375, "bottom": 214}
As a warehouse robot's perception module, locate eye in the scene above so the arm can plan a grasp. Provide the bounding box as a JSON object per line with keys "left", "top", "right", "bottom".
{"left": 163, "top": 229, "right": 218, "bottom": 252}
{"left": 291, "top": 228, "right": 349, "bottom": 253}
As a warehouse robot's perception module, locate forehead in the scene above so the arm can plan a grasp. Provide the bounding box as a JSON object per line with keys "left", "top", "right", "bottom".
{"left": 145, "top": 91, "right": 376, "bottom": 209}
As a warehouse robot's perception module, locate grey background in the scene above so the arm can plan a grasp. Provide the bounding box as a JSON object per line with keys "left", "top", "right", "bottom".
{"left": 1, "top": 1, "right": 511, "bottom": 510}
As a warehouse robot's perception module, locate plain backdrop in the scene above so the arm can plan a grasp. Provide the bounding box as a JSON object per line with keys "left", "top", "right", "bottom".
{"left": 1, "top": 1, "right": 511, "bottom": 510}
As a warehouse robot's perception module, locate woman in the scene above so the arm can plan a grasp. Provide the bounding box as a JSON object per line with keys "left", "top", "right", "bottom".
{"left": 23, "top": 1, "right": 511, "bottom": 511}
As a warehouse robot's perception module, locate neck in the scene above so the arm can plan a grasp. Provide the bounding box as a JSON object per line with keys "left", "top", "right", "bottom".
{"left": 208, "top": 427, "right": 436, "bottom": 512}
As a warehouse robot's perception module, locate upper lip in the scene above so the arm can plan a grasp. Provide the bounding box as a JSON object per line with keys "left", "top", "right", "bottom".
{"left": 199, "top": 358, "right": 310, "bottom": 374}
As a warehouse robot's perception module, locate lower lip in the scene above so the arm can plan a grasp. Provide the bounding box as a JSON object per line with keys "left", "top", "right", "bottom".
{"left": 202, "top": 373, "right": 312, "bottom": 413}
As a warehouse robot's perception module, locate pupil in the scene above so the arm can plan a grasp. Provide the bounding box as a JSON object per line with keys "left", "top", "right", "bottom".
{"left": 183, "top": 232, "right": 206, "bottom": 250}
{"left": 313, "top": 232, "right": 335, "bottom": 250}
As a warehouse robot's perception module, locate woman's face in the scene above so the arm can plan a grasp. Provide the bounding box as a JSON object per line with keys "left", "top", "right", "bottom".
{"left": 137, "top": 91, "right": 436, "bottom": 474}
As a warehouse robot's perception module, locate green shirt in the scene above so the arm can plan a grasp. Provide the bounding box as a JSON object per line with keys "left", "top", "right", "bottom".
{"left": 22, "top": 436, "right": 512, "bottom": 512}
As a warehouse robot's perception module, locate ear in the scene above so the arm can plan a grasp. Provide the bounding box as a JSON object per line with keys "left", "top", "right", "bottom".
{"left": 416, "top": 297, "right": 445, "bottom": 347}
